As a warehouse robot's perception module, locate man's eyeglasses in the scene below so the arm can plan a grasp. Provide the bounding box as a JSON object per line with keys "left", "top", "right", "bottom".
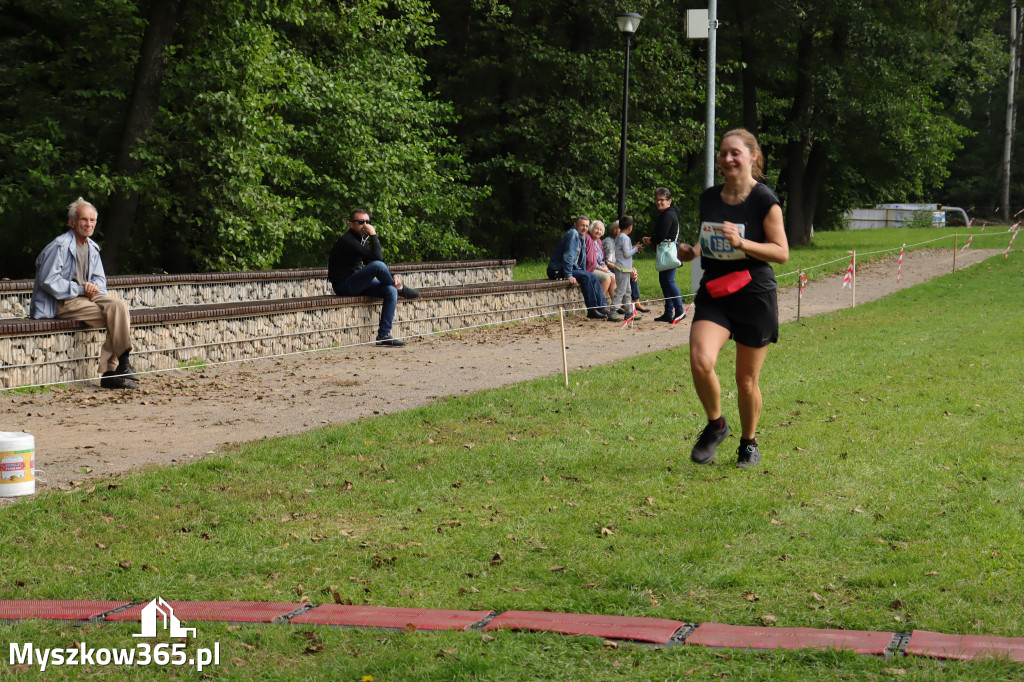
{"left": 351, "top": 219, "right": 370, "bottom": 225}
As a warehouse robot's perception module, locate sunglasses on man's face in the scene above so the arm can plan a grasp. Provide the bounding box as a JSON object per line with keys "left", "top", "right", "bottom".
{"left": 351, "top": 219, "right": 370, "bottom": 225}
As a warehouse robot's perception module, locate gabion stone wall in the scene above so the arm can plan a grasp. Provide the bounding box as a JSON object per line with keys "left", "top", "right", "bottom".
{"left": 0, "top": 286, "right": 584, "bottom": 389}
{"left": 0, "top": 262, "right": 514, "bottom": 319}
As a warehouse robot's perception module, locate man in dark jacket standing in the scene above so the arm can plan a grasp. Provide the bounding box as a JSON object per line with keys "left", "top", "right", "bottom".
{"left": 328, "top": 210, "right": 419, "bottom": 347}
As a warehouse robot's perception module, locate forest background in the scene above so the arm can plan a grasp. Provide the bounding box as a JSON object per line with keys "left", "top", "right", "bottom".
{"left": 0, "top": 0, "right": 1016, "bottom": 278}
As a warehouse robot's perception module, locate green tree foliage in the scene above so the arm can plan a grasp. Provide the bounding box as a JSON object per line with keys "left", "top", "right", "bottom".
{"left": 936, "top": 3, "right": 1018, "bottom": 217}
{"left": 721, "top": 0, "right": 1003, "bottom": 243}
{"left": 0, "top": 0, "right": 482, "bottom": 277}
{"left": 424, "top": 0, "right": 706, "bottom": 256}
{"left": 0, "top": 0, "right": 144, "bottom": 273}
{"left": 0, "top": 0, "right": 1010, "bottom": 276}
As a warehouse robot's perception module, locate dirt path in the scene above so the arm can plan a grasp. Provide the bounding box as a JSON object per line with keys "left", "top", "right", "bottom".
{"left": 1, "top": 248, "right": 1001, "bottom": 492}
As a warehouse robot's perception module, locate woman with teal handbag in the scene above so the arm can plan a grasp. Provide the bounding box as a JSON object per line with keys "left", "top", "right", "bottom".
{"left": 646, "top": 187, "right": 684, "bottom": 323}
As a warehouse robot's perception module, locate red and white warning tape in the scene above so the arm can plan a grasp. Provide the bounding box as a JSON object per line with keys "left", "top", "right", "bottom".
{"left": 841, "top": 251, "right": 855, "bottom": 289}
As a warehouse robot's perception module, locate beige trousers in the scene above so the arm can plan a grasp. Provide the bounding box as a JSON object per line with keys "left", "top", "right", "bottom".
{"left": 57, "top": 295, "right": 132, "bottom": 373}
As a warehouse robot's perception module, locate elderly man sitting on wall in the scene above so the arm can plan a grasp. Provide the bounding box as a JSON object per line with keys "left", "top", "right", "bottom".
{"left": 30, "top": 198, "right": 138, "bottom": 389}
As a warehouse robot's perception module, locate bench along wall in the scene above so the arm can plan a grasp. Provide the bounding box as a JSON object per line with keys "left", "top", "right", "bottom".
{"left": 0, "top": 281, "right": 583, "bottom": 389}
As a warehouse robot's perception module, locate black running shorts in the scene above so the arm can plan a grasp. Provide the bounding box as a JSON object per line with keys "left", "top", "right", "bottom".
{"left": 693, "top": 287, "right": 779, "bottom": 348}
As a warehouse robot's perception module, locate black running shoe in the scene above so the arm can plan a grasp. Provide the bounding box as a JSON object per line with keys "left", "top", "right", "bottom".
{"left": 691, "top": 418, "right": 730, "bottom": 464}
{"left": 398, "top": 285, "right": 420, "bottom": 300}
{"left": 737, "top": 442, "right": 761, "bottom": 469}
{"left": 375, "top": 335, "right": 407, "bottom": 347}
{"left": 653, "top": 313, "right": 674, "bottom": 323}
{"left": 100, "top": 371, "right": 138, "bottom": 390}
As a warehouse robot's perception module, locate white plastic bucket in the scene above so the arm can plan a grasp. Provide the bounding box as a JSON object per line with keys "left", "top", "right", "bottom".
{"left": 0, "top": 432, "right": 35, "bottom": 497}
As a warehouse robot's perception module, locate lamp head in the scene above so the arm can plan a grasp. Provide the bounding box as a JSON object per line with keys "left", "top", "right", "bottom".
{"left": 616, "top": 12, "right": 642, "bottom": 37}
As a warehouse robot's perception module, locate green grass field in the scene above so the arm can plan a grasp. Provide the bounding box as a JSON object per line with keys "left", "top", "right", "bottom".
{"left": 1, "top": 249, "right": 1022, "bottom": 680}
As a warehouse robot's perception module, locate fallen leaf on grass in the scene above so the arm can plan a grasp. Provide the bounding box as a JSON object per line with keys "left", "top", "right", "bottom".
{"left": 742, "top": 592, "right": 759, "bottom": 602}
{"left": 549, "top": 565, "right": 564, "bottom": 572}
{"left": 882, "top": 669, "right": 906, "bottom": 676}
{"left": 759, "top": 614, "right": 778, "bottom": 625}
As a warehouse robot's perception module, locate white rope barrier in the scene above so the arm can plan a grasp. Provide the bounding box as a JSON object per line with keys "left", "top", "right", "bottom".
{"left": 2, "top": 229, "right": 1018, "bottom": 393}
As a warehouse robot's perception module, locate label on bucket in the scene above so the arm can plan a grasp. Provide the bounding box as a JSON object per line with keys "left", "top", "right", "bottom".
{"left": 1, "top": 450, "right": 34, "bottom": 484}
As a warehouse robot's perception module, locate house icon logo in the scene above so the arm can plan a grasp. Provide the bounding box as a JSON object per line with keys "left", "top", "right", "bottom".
{"left": 132, "top": 598, "right": 197, "bottom": 638}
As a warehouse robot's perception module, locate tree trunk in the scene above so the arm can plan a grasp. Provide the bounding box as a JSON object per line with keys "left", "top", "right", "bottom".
{"left": 1001, "top": 1, "right": 1024, "bottom": 221}
{"left": 782, "top": 31, "right": 815, "bottom": 245}
{"left": 102, "top": 0, "right": 183, "bottom": 274}
{"left": 733, "top": 0, "right": 759, "bottom": 133}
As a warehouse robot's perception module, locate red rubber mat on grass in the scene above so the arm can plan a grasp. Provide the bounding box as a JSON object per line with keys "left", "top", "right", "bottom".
{"left": 482, "top": 610, "right": 686, "bottom": 644}
{"left": 0, "top": 600, "right": 129, "bottom": 621}
{"left": 291, "top": 605, "right": 492, "bottom": 631}
{"left": 905, "top": 629, "right": 1024, "bottom": 662}
{"left": 687, "top": 622, "right": 893, "bottom": 655}
{"left": 104, "top": 601, "right": 302, "bottom": 624}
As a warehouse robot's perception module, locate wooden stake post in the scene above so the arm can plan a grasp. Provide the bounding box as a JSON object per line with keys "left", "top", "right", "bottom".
{"left": 559, "top": 307, "right": 569, "bottom": 388}
{"left": 797, "top": 269, "right": 802, "bottom": 321}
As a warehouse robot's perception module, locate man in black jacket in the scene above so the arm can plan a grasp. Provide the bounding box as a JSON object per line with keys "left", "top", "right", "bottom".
{"left": 328, "top": 210, "right": 419, "bottom": 347}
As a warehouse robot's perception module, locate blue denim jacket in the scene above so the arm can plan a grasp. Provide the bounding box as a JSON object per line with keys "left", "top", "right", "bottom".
{"left": 30, "top": 230, "right": 107, "bottom": 319}
{"left": 547, "top": 228, "right": 584, "bottom": 276}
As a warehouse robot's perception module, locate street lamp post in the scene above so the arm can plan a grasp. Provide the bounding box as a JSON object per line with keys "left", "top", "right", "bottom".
{"left": 616, "top": 12, "right": 642, "bottom": 219}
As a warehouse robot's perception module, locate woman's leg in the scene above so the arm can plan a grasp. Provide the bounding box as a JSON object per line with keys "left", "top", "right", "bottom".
{"left": 659, "top": 268, "right": 682, "bottom": 316}
{"left": 735, "top": 342, "right": 770, "bottom": 439}
{"left": 689, "top": 320, "right": 732, "bottom": 419}
{"left": 603, "top": 273, "right": 616, "bottom": 303}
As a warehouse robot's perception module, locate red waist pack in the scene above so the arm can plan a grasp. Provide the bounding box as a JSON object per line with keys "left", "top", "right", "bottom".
{"left": 705, "top": 269, "right": 752, "bottom": 298}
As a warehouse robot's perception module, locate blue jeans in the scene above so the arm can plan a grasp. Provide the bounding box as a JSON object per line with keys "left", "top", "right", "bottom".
{"left": 547, "top": 266, "right": 607, "bottom": 311}
{"left": 659, "top": 268, "right": 683, "bottom": 317}
{"left": 333, "top": 261, "right": 398, "bottom": 338}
